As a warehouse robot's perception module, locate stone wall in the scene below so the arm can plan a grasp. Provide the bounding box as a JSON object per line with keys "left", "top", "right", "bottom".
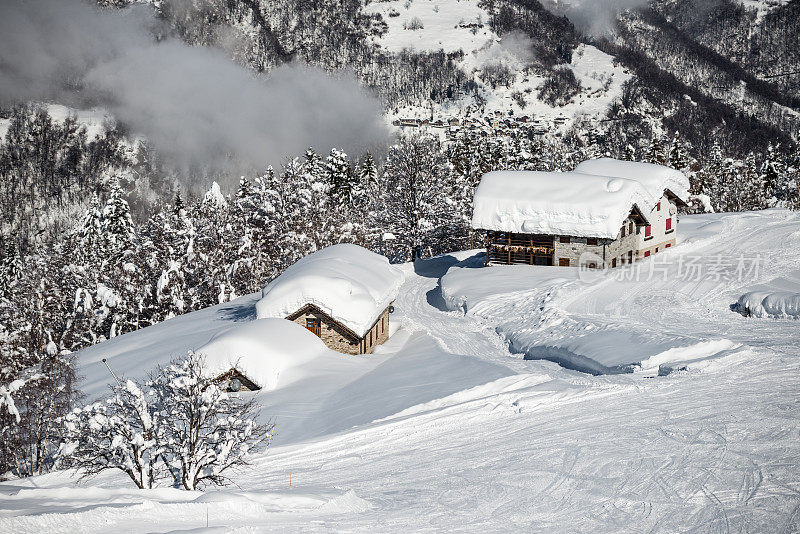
{"left": 289, "top": 304, "right": 392, "bottom": 355}
{"left": 553, "top": 215, "right": 639, "bottom": 268}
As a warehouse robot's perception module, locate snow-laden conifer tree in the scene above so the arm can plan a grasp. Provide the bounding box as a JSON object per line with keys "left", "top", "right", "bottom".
{"left": 101, "top": 178, "right": 134, "bottom": 255}
{"left": 760, "top": 143, "right": 784, "bottom": 205}
{"left": 325, "top": 148, "right": 355, "bottom": 206}
{"left": 79, "top": 193, "right": 104, "bottom": 261}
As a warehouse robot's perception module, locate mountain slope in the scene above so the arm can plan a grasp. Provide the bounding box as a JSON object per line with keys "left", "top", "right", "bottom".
{"left": 1, "top": 210, "right": 798, "bottom": 532}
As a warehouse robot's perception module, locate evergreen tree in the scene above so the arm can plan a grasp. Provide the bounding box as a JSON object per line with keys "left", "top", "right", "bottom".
{"left": 0, "top": 241, "right": 22, "bottom": 299}
{"left": 79, "top": 193, "right": 104, "bottom": 260}
{"left": 359, "top": 152, "right": 377, "bottom": 185}
{"left": 646, "top": 134, "right": 667, "bottom": 165}
{"left": 236, "top": 176, "right": 253, "bottom": 199}
{"left": 760, "top": 143, "right": 783, "bottom": 205}
{"left": 173, "top": 190, "right": 185, "bottom": 216}
{"left": 324, "top": 148, "right": 355, "bottom": 205}
{"left": 668, "top": 131, "right": 690, "bottom": 171}
{"left": 102, "top": 178, "right": 134, "bottom": 255}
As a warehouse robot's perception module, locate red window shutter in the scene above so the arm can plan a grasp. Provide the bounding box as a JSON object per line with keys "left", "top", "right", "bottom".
{"left": 644, "top": 250, "right": 651, "bottom": 257}
{"left": 666, "top": 218, "right": 672, "bottom": 231}
{"left": 645, "top": 225, "right": 652, "bottom": 237}
{"left": 657, "top": 202, "right": 661, "bottom": 211}
{"left": 666, "top": 243, "right": 671, "bottom": 248}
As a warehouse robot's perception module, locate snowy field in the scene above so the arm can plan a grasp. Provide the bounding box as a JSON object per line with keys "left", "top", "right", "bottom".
{"left": 0, "top": 103, "right": 111, "bottom": 140}
{"left": 1, "top": 210, "right": 799, "bottom": 532}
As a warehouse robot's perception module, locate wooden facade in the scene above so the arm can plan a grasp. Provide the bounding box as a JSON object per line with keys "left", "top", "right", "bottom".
{"left": 485, "top": 231, "right": 555, "bottom": 266}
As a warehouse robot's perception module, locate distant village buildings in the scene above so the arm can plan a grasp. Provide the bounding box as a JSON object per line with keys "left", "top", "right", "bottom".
{"left": 471, "top": 158, "right": 689, "bottom": 268}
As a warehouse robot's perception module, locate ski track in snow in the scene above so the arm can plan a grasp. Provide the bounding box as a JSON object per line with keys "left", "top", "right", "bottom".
{"left": 1, "top": 211, "right": 799, "bottom": 532}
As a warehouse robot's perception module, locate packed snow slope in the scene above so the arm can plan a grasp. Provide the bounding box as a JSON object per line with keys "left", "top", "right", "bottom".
{"left": 1, "top": 210, "right": 799, "bottom": 532}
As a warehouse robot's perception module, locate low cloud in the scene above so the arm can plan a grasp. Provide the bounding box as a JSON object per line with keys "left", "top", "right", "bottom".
{"left": 542, "top": 0, "right": 649, "bottom": 37}
{"left": 0, "top": 0, "right": 388, "bottom": 184}
{"left": 469, "top": 31, "right": 537, "bottom": 71}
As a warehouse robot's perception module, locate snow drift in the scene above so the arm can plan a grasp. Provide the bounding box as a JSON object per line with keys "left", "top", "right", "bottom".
{"left": 574, "top": 158, "right": 690, "bottom": 204}
{"left": 734, "top": 291, "right": 800, "bottom": 319}
{"left": 195, "top": 318, "right": 335, "bottom": 390}
{"left": 255, "top": 244, "right": 404, "bottom": 337}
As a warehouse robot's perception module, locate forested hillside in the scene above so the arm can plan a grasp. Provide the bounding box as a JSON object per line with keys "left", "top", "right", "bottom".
{"left": 1, "top": 0, "right": 799, "bottom": 478}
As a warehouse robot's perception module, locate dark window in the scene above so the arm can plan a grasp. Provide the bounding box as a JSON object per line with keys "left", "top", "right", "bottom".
{"left": 560, "top": 236, "right": 570, "bottom": 244}
{"left": 559, "top": 258, "right": 570, "bottom": 267}
{"left": 629, "top": 222, "right": 634, "bottom": 234}
{"left": 586, "top": 237, "right": 598, "bottom": 246}
{"left": 621, "top": 225, "right": 626, "bottom": 238}
{"left": 612, "top": 258, "right": 617, "bottom": 268}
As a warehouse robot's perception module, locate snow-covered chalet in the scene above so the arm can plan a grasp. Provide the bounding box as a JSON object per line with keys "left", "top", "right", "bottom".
{"left": 471, "top": 158, "right": 690, "bottom": 267}
{"left": 255, "top": 244, "right": 404, "bottom": 355}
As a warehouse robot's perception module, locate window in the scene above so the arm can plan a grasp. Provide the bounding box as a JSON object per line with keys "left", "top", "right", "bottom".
{"left": 621, "top": 225, "right": 626, "bottom": 238}
{"left": 560, "top": 236, "right": 570, "bottom": 244}
{"left": 586, "top": 237, "right": 598, "bottom": 246}
{"left": 644, "top": 250, "right": 651, "bottom": 258}
{"left": 629, "top": 222, "right": 634, "bottom": 234}
{"left": 665, "top": 243, "right": 671, "bottom": 248}
{"left": 612, "top": 258, "right": 617, "bottom": 268}
{"left": 657, "top": 202, "right": 661, "bottom": 211}
{"left": 628, "top": 251, "right": 633, "bottom": 262}
{"left": 655, "top": 247, "right": 659, "bottom": 252}
{"left": 559, "top": 258, "right": 570, "bottom": 267}
{"left": 305, "top": 318, "right": 321, "bottom": 337}
{"left": 645, "top": 225, "right": 652, "bottom": 238}
{"left": 666, "top": 218, "right": 672, "bottom": 231}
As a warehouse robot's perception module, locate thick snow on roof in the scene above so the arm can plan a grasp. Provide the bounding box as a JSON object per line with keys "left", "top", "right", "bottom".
{"left": 255, "top": 244, "right": 404, "bottom": 337}
{"left": 574, "top": 158, "right": 690, "bottom": 204}
{"left": 196, "top": 319, "right": 334, "bottom": 390}
{"left": 471, "top": 170, "right": 654, "bottom": 238}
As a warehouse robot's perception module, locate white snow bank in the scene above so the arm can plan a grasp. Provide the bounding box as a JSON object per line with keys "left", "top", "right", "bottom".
{"left": 256, "top": 244, "right": 404, "bottom": 337}
{"left": 638, "top": 339, "right": 743, "bottom": 375}
{"left": 471, "top": 170, "right": 655, "bottom": 238}
{"left": 734, "top": 291, "right": 800, "bottom": 319}
{"left": 574, "top": 158, "right": 690, "bottom": 205}
{"left": 195, "top": 319, "right": 335, "bottom": 390}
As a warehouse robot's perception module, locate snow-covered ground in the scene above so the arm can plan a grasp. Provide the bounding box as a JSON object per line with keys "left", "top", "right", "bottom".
{"left": 365, "top": 0, "right": 496, "bottom": 54}
{"left": 0, "top": 103, "right": 111, "bottom": 140}
{"left": 2, "top": 210, "right": 799, "bottom": 532}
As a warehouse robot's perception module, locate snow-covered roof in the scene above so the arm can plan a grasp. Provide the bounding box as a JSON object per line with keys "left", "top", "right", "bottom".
{"left": 471, "top": 159, "right": 690, "bottom": 238}
{"left": 471, "top": 170, "right": 654, "bottom": 238}
{"left": 196, "top": 318, "right": 333, "bottom": 390}
{"left": 255, "top": 244, "right": 404, "bottom": 338}
{"left": 573, "top": 158, "right": 690, "bottom": 204}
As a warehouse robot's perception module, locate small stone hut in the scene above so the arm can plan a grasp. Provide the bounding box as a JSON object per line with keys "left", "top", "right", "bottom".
{"left": 255, "top": 244, "right": 404, "bottom": 355}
